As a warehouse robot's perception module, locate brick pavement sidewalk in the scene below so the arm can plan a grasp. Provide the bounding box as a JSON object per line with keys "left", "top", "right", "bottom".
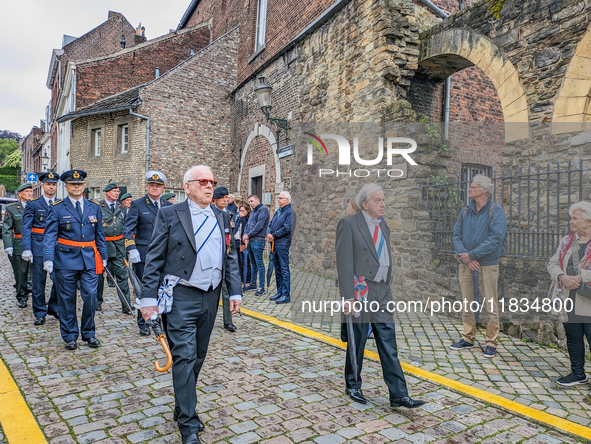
{"left": 246, "top": 265, "right": 591, "bottom": 427}
{"left": 0, "top": 252, "right": 583, "bottom": 443}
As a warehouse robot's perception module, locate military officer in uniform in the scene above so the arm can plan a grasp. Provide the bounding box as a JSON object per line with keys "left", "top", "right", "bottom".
{"left": 123, "top": 171, "right": 171, "bottom": 336}
{"left": 21, "top": 172, "right": 60, "bottom": 325}
{"left": 120, "top": 193, "right": 133, "bottom": 216}
{"left": 43, "top": 170, "right": 108, "bottom": 350}
{"left": 97, "top": 183, "right": 132, "bottom": 314}
{"left": 162, "top": 192, "right": 176, "bottom": 205}
{"left": 3, "top": 183, "right": 34, "bottom": 308}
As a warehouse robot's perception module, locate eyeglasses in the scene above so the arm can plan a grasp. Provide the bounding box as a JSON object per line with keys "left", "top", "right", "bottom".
{"left": 188, "top": 179, "right": 218, "bottom": 187}
{"left": 469, "top": 186, "right": 481, "bottom": 190}
{"left": 277, "top": 197, "right": 287, "bottom": 200}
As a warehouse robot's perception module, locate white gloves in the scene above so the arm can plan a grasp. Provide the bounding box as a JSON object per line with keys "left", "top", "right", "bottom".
{"left": 22, "top": 250, "right": 33, "bottom": 262}
{"left": 103, "top": 259, "right": 108, "bottom": 268}
{"left": 128, "top": 249, "right": 141, "bottom": 264}
{"left": 5, "top": 247, "right": 13, "bottom": 256}
{"left": 43, "top": 261, "right": 53, "bottom": 273}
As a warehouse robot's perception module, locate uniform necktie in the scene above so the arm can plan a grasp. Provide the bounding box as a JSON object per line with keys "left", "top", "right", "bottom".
{"left": 154, "top": 200, "right": 159, "bottom": 210}
{"left": 76, "top": 201, "right": 82, "bottom": 220}
{"left": 111, "top": 204, "right": 115, "bottom": 212}
{"left": 49, "top": 199, "right": 53, "bottom": 205}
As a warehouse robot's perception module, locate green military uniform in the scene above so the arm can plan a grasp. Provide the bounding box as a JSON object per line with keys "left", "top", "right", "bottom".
{"left": 96, "top": 192, "right": 132, "bottom": 313}
{"left": 2, "top": 196, "right": 31, "bottom": 307}
{"left": 119, "top": 193, "right": 132, "bottom": 218}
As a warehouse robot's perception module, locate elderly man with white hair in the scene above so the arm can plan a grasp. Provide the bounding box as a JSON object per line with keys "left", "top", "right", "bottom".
{"left": 336, "top": 183, "right": 425, "bottom": 409}
{"left": 451, "top": 174, "right": 507, "bottom": 358}
{"left": 267, "top": 191, "right": 296, "bottom": 304}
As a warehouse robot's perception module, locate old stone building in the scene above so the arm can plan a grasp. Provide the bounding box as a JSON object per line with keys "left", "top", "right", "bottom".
{"left": 58, "top": 29, "right": 239, "bottom": 200}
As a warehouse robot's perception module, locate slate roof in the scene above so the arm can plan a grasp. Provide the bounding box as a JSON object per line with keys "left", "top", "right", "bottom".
{"left": 57, "top": 86, "right": 142, "bottom": 123}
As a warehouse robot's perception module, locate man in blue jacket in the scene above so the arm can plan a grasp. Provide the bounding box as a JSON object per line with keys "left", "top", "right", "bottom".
{"left": 43, "top": 170, "right": 108, "bottom": 350}
{"left": 242, "top": 194, "right": 269, "bottom": 296}
{"left": 21, "top": 172, "right": 60, "bottom": 325}
{"left": 451, "top": 174, "right": 506, "bottom": 358}
{"left": 268, "top": 191, "right": 296, "bottom": 304}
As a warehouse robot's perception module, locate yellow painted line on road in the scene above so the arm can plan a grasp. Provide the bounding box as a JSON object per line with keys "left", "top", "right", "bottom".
{"left": 240, "top": 307, "right": 591, "bottom": 441}
{"left": 0, "top": 358, "right": 47, "bottom": 444}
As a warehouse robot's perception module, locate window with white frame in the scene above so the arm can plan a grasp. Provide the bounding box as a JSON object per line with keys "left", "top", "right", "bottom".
{"left": 90, "top": 188, "right": 101, "bottom": 200}
{"left": 92, "top": 129, "right": 102, "bottom": 156}
{"left": 164, "top": 189, "right": 187, "bottom": 203}
{"left": 120, "top": 124, "right": 129, "bottom": 153}
{"left": 255, "top": 0, "right": 267, "bottom": 51}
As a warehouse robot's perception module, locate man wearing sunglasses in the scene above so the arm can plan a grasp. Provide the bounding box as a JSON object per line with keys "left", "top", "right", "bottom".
{"left": 123, "top": 171, "right": 172, "bottom": 336}
{"left": 139, "top": 165, "right": 242, "bottom": 444}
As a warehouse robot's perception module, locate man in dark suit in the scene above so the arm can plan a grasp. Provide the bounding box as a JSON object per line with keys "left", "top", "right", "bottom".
{"left": 21, "top": 172, "right": 60, "bottom": 325}
{"left": 336, "top": 183, "right": 424, "bottom": 409}
{"left": 123, "top": 171, "right": 172, "bottom": 335}
{"left": 43, "top": 170, "right": 108, "bottom": 350}
{"left": 139, "top": 165, "right": 241, "bottom": 444}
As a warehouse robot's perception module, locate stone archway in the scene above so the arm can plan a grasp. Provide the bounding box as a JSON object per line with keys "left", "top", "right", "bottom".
{"left": 237, "top": 123, "right": 282, "bottom": 196}
{"left": 552, "top": 26, "right": 591, "bottom": 134}
{"left": 419, "top": 28, "right": 529, "bottom": 143}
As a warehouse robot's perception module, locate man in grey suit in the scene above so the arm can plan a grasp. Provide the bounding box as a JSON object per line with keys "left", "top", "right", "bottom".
{"left": 336, "top": 183, "right": 424, "bottom": 409}
{"left": 139, "top": 165, "right": 242, "bottom": 444}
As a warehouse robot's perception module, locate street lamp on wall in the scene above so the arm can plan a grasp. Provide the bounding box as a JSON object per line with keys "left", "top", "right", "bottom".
{"left": 41, "top": 152, "right": 50, "bottom": 172}
{"left": 254, "top": 74, "right": 289, "bottom": 149}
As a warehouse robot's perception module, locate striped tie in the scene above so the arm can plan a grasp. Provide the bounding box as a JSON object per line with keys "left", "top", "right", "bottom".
{"left": 372, "top": 225, "right": 384, "bottom": 259}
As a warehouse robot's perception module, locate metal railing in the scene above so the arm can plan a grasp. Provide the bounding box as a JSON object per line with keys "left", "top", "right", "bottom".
{"left": 420, "top": 158, "right": 591, "bottom": 258}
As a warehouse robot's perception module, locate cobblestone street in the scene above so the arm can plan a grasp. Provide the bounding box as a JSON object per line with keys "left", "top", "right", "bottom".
{"left": 0, "top": 250, "right": 587, "bottom": 443}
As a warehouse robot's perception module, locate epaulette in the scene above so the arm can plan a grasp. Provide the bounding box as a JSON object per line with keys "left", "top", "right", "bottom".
{"left": 31, "top": 197, "right": 40, "bottom": 201}
{"left": 124, "top": 239, "right": 136, "bottom": 248}
{"left": 51, "top": 199, "right": 63, "bottom": 206}
{"left": 90, "top": 199, "right": 100, "bottom": 205}
{"left": 6, "top": 202, "right": 17, "bottom": 207}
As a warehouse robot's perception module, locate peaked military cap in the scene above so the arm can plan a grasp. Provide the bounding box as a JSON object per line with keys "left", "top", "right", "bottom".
{"left": 103, "top": 183, "right": 119, "bottom": 192}
{"left": 213, "top": 187, "right": 229, "bottom": 199}
{"left": 39, "top": 171, "right": 59, "bottom": 183}
{"left": 16, "top": 183, "right": 33, "bottom": 193}
{"left": 145, "top": 171, "right": 166, "bottom": 185}
{"left": 162, "top": 192, "right": 175, "bottom": 201}
{"left": 60, "top": 169, "right": 87, "bottom": 183}
{"left": 119, "top": 193, "right": 132, "bottom": 201}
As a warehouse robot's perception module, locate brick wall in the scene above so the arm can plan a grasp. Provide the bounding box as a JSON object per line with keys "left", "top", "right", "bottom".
{"left": 137, "top": 28, "right": 240, "bottom": 191}
{"left": 76, "top": 25, "right": 211, "bottom": 109}
{"left": 184, "top": 0, "right": 337, "bottom": 85}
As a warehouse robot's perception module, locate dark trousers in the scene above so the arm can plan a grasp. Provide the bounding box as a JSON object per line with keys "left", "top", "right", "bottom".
{"left": 248, "top": 240, "right": 265, "bottom": 290}
{"left": 163, "top": 283, "right": 220, "bottom": 436}
{"left": 273, "top": 244, "right": 291, "bottom": 298}
{"left": 344, "top": 280, "right": 408, "bottom": 401}
{"left": 235, "top": 240, "right": 244, "bottom": 282}
{"left": 133, "top": 262, "right": 147, "bottom": 329}
{"left": 31, "top": 257, "right": 58, "bottom": 317}
{"left": 564, "top": 322, "right": 591, "bottom": 377}
{"left": 10, "top": 254, "right": 30, "bottom": 303}
{"left": 54, "top": 268, "right": 98, "bottom": 343}
{"left": 97, "top": 255, "right": 131, "bottom": 311}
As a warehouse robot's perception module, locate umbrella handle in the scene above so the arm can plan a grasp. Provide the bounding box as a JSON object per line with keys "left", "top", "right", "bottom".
{"left": 154, "top": 334, "right": 172, "bottom": 372}
{"left": 271, "top": 241, "right": 274, "bottom": 253}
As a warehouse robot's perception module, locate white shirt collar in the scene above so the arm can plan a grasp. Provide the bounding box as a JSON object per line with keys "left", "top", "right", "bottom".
{"left": 68, "top": 196, "right": 83, "bottom": 208}
{"left": 188, "top": 198, "right": 214, "bottom": 216}
{"left": 43, "top": 195, "right": 54, "bottom": 205}
{"left": 105, "top": 197, "right": 116, "bottom": 206}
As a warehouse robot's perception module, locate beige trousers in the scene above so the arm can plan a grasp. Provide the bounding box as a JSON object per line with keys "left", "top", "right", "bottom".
{"left": 459, "top": 264, "right": 500, "bottom": 348}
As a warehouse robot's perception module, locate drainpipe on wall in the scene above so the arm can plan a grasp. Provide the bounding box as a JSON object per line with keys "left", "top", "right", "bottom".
{"left": 129, "top": 109, "right": 150, "bottom": 173}
{"left": 417, "top": 0, "right": 450, "bottom": 140}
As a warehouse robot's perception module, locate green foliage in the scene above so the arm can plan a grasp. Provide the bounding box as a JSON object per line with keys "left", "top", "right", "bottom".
{"left": 488, "top": 0, "right": 509, "bottom": 19}
{"left": 0, "top": 138, "right": 19, "bottom": 165}
{"left": 0, "top": 166, "right": 18, "bottom": 176}
{"left": 419, "top": 117, "right": 451, "bottom": 155}
{"left": 0, "top": 175, "right": 21, "bottom": 192}
{"left": 4, "top": 149, "right": 21, "bottom": 168}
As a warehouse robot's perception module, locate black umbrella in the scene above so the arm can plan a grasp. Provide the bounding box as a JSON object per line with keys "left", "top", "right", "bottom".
{"left": 125, "top": 259, "right": 172, "bottom": 372}
{"left": 345, "top": 313, "right": 359, "bottom": 383}
{"left": 266, "top": 241, "right": 276, "bottom": 291}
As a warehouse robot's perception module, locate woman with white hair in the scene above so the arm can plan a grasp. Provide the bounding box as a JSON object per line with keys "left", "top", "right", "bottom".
{"left": 548, "top": 201, "right": 591, "bottom": 387}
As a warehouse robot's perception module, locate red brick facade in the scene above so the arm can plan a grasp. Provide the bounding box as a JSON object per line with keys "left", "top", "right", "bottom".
{"left": 75, "top": 25, "right": 211, "bottom": 109}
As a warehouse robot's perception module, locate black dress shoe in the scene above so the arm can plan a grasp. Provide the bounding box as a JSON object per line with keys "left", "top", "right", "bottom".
{"left": 140, "top": 327, "right": 151, "bottom": 336}
{"left": 346, "top": 388, "right": 367, "bottom": 404}
{"left": 122, "top": 308, "right": 132, "bottom": 315}
{"left": 34, "top": 316, "right": 45, "bottom": 326}
{"left": 197, "top": 414, "right": 205, "bottom": 432}
{"left": 83, "top": 337, "right": 101, "bottom": 348}
{"left": 275, "top": 295, "right": 291, "bottom": 304}
{"left": 182, "top": 433, "right": 200, "bottom": 444}
{"left": 390, "top": 397, "right": 425, "bottom": 409}
{"left": 269, "top": 293, "right": 281, "bottom": 301}
{"left": 47, "top": 311, "right": 60, "bottom": 319}
{"left": 64, "top": 340, "right": 77, "bottom": 350}
{"left": 18, "top": 301, "right": 27, "bottom": 308}
{"left": 224, "top": 323, "right": 237, "bottom": 332}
